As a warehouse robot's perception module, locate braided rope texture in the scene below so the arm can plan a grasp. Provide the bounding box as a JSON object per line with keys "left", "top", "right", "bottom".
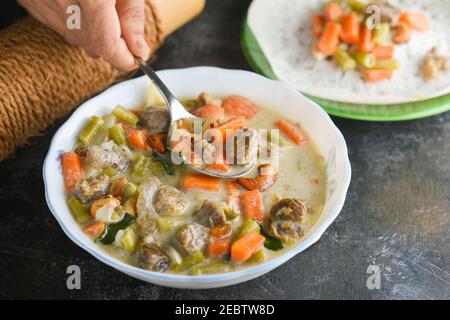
{"left": 0, "top": 1, "right": 163, "bottom": 160}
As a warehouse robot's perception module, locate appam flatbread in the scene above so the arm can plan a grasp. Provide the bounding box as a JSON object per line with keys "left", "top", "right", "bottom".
{"left": 248, "top": 0, "right": 450, "bottom": 104}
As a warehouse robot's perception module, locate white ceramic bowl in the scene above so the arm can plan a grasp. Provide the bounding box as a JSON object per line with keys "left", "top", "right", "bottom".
{"left": 43, "top": 67, "right": 351, "bottom": 289}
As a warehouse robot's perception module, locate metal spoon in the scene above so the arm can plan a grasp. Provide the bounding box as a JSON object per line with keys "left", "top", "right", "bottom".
{"left": 135, "top": 58, "right": 255, "bottom": 178}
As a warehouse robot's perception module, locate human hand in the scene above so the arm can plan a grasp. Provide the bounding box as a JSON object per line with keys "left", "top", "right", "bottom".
{"left": 18, "top": 0, "right": 150, "bottom": 71}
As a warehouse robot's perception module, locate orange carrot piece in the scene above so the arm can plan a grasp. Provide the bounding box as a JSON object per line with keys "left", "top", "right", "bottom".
{"left": 193, "top": 105, "right": 225, "bottom": 118}
{"left": 61, "top": 152, "right": 84, "bottom": 190}
{"left": 393, "top": 21, "right": 411, "bottom": 44}
{"left": 148, "top": 133, "right": 167, "bottom": 153}
{"left": 340, "top": 12, "right": 360, "bottom": 44}
{"left": 84, "top": 221, "right": 105, "bottom": 239}
{"left": 240, "top": 189, "right": 264, "bottom": 221}
{"left": 128, "top": 130, "right": 148, "bottom": 150}
{"left": 399, "top": 12, "right": 430, "bottom": 31}
{"left": 323, "top": 2, "right": 342, "bottom": 21}
{"left": 231, "top": 231, "right": 265, "bottom": 263}
{"left": 208, "top": 237, "right": 231, "bottom": 257}
{"left": 372, "top": 45, "right": 394, "bottom": 60}
{"left": 317, "top": 22, "right": 342, "bottom": 55}
{"left": 214, "top": 116, "right": 247, "bottom": 131}
{"left": 364, "top": 69, "right": 393, "bottom": 83}
{"left": 311, "top": 14, "right": 325, "bottom": 38}
{"left": 208, "top": 154, "right": 230, "bottom": 172}
{"left": 226, "top": 180, "right": 241, "bottom": 192}
{"left": 222, "top": 95, "right": 260, "bottom": 120}
{"left": 359, "top": 26, "right": 374, "bottom": 52}
{"left": 182, "top": 173, "right": 221, "bottom": 192}
{"left": 275, "top": 119, "right": 307, "bottom": 145}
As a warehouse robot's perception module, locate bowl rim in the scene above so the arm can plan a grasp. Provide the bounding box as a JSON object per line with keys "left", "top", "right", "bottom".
{"left": 43, "top": 66, "right": 351, "bottom": 285}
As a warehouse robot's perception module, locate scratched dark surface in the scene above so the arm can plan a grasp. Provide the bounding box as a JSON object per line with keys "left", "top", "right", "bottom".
{"left": 0, "top": 0, "right": 449, "bottom": 300}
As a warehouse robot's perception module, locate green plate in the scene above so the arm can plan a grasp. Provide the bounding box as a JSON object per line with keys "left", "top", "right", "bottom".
{"left": 241, "top": 16, "right": 450, "bottom": 121}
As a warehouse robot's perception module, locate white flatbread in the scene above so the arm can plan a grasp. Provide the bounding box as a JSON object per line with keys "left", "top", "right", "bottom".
{"left": 248, "top": 0, "right": 450, "bottom": 104}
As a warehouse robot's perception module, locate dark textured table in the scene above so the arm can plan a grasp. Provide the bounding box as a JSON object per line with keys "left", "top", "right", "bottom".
{"left": 1, "top": 0, "right": 449, "bottom": 300}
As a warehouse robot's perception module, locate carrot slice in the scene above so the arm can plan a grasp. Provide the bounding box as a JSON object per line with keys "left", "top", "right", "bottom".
{"left": 323, "top": 2, "right": 342, "bottom": 21}
{"left": 393, "top": 21, "right": 411, "bottom": 44}
{"left": 208, "top": 153, "right": 230, "bottom": 172}
{"left": 240, "top": 189, "right": 263, "bottom": 221}
{"left": 231, "top": 231, "right": 265, "bottom": 263}
{"left": 61, "top": 152, "right": 84, "bottom": 190}
{"left": 128, "top": 130, "right": 148, "bottom": 150}
{"left": 208, "top": 236, "right": 231, "bottom": 257}
{"left": 275, "top": 119, "right": 307, "bottom": 145}
{"left": 311, "top": 14, "right": 325, "bottom": 38}
{"left": 372, "top": 45, "right": 394, "bottom": 60}
{"left": 317, "top": 22, "right": 342, "bottom": 55}
{"left": 222, "top": 96, "right": 260, "bottom": 120}
{"left": 399, "top": 12, "right": 430, "bottom": 31}
{"left": 364, "top": 69, "right": 393, "bottom": 82}
{"left": 182, "top": 173, "right": 221, "bottom": 192}
{"left": 193, "top": 105, "right": 225, "bottom": 118}
{"left": 359, "top": 26, "right": 374, "bottom": 52}
{"left": 84, "top": 221, "right": 105, "bottom": 239}
{"left": 226, "top": 180, "right": 241, "bottom": 192}
{"left": 340, "top": 12, "right": 360, "bottom": 44}
{"left": 148, "top": 133, "right": 167, "bottom": 153}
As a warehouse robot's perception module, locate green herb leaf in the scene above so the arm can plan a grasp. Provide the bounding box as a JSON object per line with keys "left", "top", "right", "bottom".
{"left": 260, "top": 227, "right": 284, "bottom": 251}
{"left": 152, "top": 151, "right": 176, "bottom": 176}
{"left": 97, "top": 213, "right": 135, "bottom": 245}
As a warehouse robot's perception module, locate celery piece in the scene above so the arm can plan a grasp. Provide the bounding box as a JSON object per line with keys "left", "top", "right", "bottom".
{"left": 348, "top": 0, "right": 367, "bottom": 12}
{"left": 181, "top": 99, "right": 200, "bottom": 110}
{"left": 247, "top": 249, "right": 266, "bottom": 264}
{"left": 171, "top": 251, "right": 205, "bottom": 272}
{"left": 373, "top": 22, "right": 391, "bottom": 45}
{"left": 155, "top": 216, "right": 184, "bottom": 231}
{"left": 373, "top": 59, "right": 399, "bottom": 70}
{"left": 113, "top": 105, "right": 139, "bottom": 125}
{"left": 150, "top": 160, "right": 165, "bottom": 177}
{"left": 77, "top": 116, "right": 104, "bottom": 146}
{"left": 120, "top": 228, "right": 138, "bottom": 253}
{"left": 123, "top": 182, "right": 138, "bottom": 198}
{"left": 109, "top": 123, "right": 127, "bottom": 145}
{"left": 131, "top": 154, "right": 150, "bottom": 178}
{"left": 190, "top": 262, "right": 231, "bottom": 275}
{"left": 335, "top": 47, "right": 357, "bottom": 71}
{"left": 223, "top": 207, "right": 240, "bottom": 220}
{"left": 233, "top": 219, "right": 260, "bottom": 241}
{"left": 68, "top": 197, "right": 91, "bottom": 223}
{"left": 351, "top": 51, "right": 376, "bottom": 68}
{"left": 101, "top": 166, "right": 118, "bottom": 178}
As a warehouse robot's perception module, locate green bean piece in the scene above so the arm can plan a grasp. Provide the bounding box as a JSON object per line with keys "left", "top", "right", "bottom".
{"left": 120, "top": 228, "right": 138, "bottom": 253}
{"left": 233, "top": 219, "right": 261, "bottom": 241}
{"left": 131, "top": 154, "right": 150, "bottom": 178}
{"left": 109, "top": 123, "right": 127, "bottom": 145}
{"left": 223, "top": 207, "right": 240, "bottom": 220}
{"left": 155, "top": 216, "right": 184, "bottom": 231}
{"left": 68, "top": 197, "right": 91, "bottom": 223}
{"left": 171, "top": 251, "right": 205, "bottom": 272}
{"left": 150, "top": 160, "right": 165, "bottom": 177}
{"left": 101, "top": 166, "right": 118, "bottom": 178}
{"left": 335, "top": 47, "right": 357, "bottom": 71}
{"left": 372, "top": 59, "right": 399, "bottom": 70}
{"left": 77, "top": 116, "right": 104, "bottom": 146}
{"left": 373, "top": 22, "right": 391, "bottom": 45}
{"left": 123, "top": 182, "right": 138, "bottom": 198}
{"left": 112, "top": 105, "right": 139, "bottom": 125}
{"left": 190, "top": 262, "right": 231, "bottom": 275}
{"left": 351, "top": 51, "right": 376, "bottom": 68}
{"left": 247, "top": 249, "right": 266, "bottom": 264}
{"left": 348, "top": 0, "right": 367, "bottom": 12}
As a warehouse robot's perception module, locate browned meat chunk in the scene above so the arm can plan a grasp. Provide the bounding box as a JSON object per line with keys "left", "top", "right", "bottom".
{"left": 136, "top": 177, "right": 161, "bottom": 218}
{"left": 198, "top": 92, "right": 221, "bottom": 107}
{"left": 139, "top": 244, "right": 170, "bottom": 272}
{"left": 177, "top": 223, "right": 210, "bottom": 253}
{"left": 153, "top": 185, "right": 188, "bottom": 215}
{"left": 74, "top": 175, "right": 110, "bottom": 203}
{"left": 138, "top": 106, "right": 170, "bottom": 134}
{"left": 194, "top": 200, "right": 226, "bottom": 227}
{"left": 85, "top": 145, "right": 128, "bottom": 172}
{"left": 265, "top": 198, "right": 307, "bottom": 243}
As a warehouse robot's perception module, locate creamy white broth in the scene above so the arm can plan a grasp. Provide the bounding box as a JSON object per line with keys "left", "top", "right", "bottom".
{"left": 67, "top": 96, "right": 326, "bottom": 275}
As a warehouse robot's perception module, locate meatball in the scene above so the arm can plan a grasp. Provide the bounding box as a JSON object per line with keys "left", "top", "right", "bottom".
{"left": 85, "top": 145, "right": 128, "bottom": 172}
{"left": 153, "top": 185, "right": 188, "bottom": 215}
{"left": 229, "top": 128, "right": 259, "bottom": 165}
{"left": 265, "top": 198, "right": 307, "bottom": 243}
{"left": 73, "top": 175, "right": 110, "bottom": 203}
{"left": 177, "top": 223, "right": 210, "bottom": 254}
{"left": 136, "top": 177, "right": 161, "bottom": 218}
{"left": 194, "top": 200, "right": 226, "bottom": 227}
{"left": 139, "top": 244, "right": 170, "bottom": 272}
{"left": 138, "top": 106, "right": 170, "bottom": 134}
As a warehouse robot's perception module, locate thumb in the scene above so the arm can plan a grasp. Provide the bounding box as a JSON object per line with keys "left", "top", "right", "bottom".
{"left": 116, "top": 0, "right": 150, "bottom": 60}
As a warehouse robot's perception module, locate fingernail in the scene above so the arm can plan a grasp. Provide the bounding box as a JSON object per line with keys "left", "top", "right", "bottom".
{"left": 136, "top": 37, "right": 150, "bottom": 60}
